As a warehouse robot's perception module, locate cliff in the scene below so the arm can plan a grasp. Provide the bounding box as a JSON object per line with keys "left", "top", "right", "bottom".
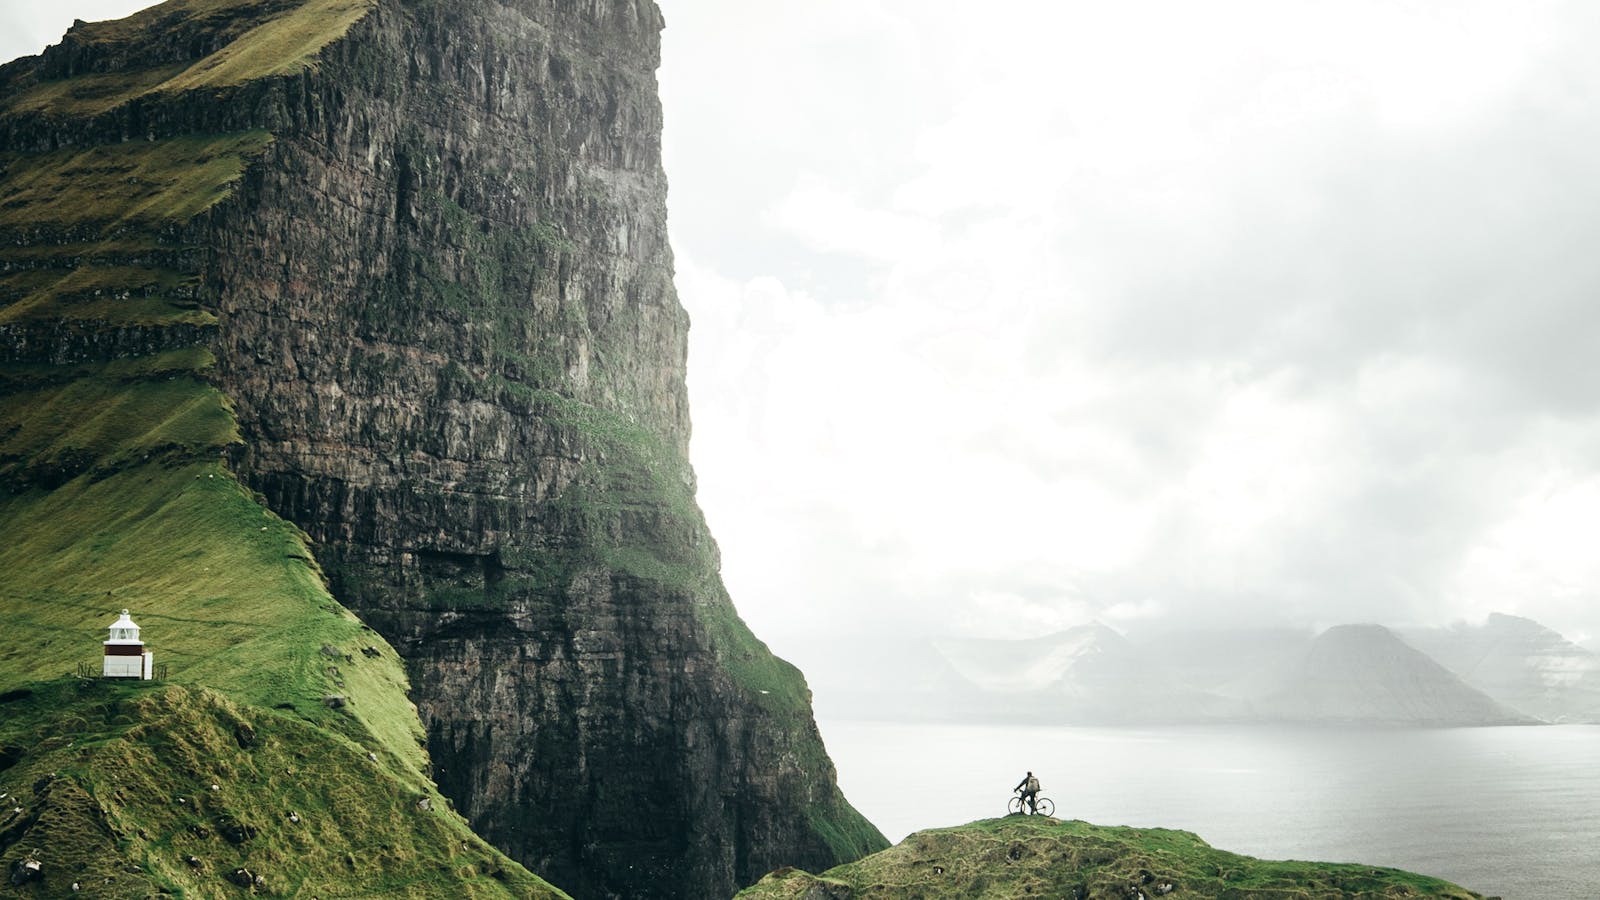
{"left": 0, "top": 1, "right": 883, "bottom": 897}
{"left": 735, "top": 817, "right": 1487, "bottom": 900}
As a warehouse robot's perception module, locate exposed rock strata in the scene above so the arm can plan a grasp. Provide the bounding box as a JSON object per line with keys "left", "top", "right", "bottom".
{"left": 1, "top": 1, "right": 884, "bottom": 898}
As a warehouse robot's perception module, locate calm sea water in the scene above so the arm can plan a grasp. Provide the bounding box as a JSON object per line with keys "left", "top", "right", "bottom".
{"left": 818, "top": 720, "right": 1600, "bottom": 900}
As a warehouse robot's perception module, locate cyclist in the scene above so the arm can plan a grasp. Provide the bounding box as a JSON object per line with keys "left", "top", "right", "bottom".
{"left": 1013, "top": 771, "right": 1041, "bottom": 814}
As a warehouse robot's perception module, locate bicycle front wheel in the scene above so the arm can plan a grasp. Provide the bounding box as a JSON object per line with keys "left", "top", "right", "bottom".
{"left": 1007, "top": 796, "right": 1024, "bottom": 815}
{"left": 1036, "top": 797, "right": 1055, "bottom": 817}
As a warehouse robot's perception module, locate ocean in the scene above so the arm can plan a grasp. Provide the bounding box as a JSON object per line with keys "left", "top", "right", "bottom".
{"left": 818, "top": 720, "right": 1600, "bottom": 900}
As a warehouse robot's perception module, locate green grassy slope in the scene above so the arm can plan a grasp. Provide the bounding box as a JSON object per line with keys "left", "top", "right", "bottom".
{"left": 0, "top": 453, "right": 568, "bottom": 895}
{"left": 736, "top": 817, "right": 1486, "bottom": 900}
{"left": 0, "top": 2, "right": 566, "bottom": 896}
{"left": 0, "top": 0, "right": 374, "bottom": 118}
{"left": 0, "top": 681, "right": 554, "bottom": 897}
{"left": 0, "top": 133, "right": 271, "bottom": 332}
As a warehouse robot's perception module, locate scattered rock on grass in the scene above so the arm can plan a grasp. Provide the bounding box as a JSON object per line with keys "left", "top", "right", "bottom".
{"left": 10, "top": 859, "right": 41, "bottom": 887}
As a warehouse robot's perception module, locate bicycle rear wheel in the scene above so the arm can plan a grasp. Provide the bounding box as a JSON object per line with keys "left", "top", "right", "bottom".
{"left": 1007, "top": 796, "right": 1024, "bottom": 815}
{"left": 1036, "top": 797, "right": 1055, "bottom": 816}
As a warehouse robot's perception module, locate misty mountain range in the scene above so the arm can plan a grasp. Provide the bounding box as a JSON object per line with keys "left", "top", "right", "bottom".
{"left": 819, "top": 614, "right": 1600, "bottom": 727}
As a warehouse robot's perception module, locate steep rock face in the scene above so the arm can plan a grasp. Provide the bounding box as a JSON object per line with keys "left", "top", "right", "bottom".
{"left": 210, "top": 4, "right": 882, "bottom": 898}
{"left": 2, "top": 1, "right": 883, "bottom": 898}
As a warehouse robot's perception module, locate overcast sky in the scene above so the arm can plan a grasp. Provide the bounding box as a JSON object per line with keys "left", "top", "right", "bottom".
{"left": 5, "top": 3, "right": 1598, "bottom": 665}
{"left": 655, "top": 0, "right": 1600, "bottom": 658}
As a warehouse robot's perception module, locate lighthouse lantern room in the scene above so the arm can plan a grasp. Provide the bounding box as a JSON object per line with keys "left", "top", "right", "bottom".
{"left": 103, "top": 609, "right": 153, "bottom": 679}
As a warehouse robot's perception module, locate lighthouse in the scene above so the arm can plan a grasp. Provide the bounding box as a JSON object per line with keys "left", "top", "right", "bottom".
{"left": 103, "top": 609, "right": 153, "bottom": 679}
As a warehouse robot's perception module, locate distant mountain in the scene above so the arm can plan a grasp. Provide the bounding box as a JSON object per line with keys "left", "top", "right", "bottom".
{"left": 1400, "top": 614, "right": 1600, "bottom": 724}
{"left": 929, "top": 623, "right": 1244, "bottom": 724}
{"left": 1260, "top": 624, "right": 1534, "bottom": 726}
{"left": 820, "top": 621, "right": 1552, "bottom": 728}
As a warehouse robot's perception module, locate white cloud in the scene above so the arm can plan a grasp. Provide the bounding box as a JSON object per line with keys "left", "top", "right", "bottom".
{"left": 767, "top": 175, "right": 941, "bottom": 263}
{"left": 1453, "top": 462, "right": 1600, "bottom": 627}
{"left": 662, "top": 0, "right": 1600, "bottom": 660}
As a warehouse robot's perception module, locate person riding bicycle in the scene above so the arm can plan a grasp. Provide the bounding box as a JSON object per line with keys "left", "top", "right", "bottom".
{"left": 1013, "top": 771, "right": 1041, "bottom": 814}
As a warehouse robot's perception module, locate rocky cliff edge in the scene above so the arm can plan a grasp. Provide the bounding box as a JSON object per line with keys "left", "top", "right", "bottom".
{"left": 0, "top": 1, "right": 885, "bottom": 897}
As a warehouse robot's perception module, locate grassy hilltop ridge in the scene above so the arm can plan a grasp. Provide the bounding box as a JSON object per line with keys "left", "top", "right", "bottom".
{"left": 736, "top": 816, "right": 1487, "bottom": 900}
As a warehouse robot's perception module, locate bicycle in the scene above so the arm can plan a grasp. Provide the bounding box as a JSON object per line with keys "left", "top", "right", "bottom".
{"left": 1007, "top": 792, "right": 1055, "bottom": 816}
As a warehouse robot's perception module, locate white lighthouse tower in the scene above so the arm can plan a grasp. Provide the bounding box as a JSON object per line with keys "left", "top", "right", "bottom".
{"left": 103, "top": 609, "right": 153, "bottom": 679}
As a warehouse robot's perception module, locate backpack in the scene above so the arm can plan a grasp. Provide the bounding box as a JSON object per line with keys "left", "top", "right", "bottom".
{"left": 1026, "top": 776, "right": 1040, "bottom": 793}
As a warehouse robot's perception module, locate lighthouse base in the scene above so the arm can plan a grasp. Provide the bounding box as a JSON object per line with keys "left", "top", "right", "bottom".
{"left": 103, "top": 652, "right": 153, "bottom": 679}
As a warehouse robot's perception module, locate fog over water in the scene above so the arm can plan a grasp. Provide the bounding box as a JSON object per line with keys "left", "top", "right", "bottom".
{"left": 822, "top": 720, "right": 1600, "bottom": 900}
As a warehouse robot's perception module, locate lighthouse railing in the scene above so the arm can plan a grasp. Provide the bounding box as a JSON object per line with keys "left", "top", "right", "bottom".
{"left": 77, "top": 660, "right": 168, "bottom": 680}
